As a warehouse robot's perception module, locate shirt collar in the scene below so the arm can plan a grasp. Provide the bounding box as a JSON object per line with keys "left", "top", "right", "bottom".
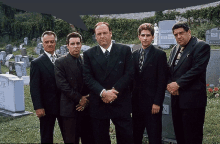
{"left": 140, "top": 44, "right": 151, "bottom": 53}
{"left": 44, "top": 50, "right": 56, "bottom": 58}
{"left": 99, "top": 42, "right": 113, "bottom": 53}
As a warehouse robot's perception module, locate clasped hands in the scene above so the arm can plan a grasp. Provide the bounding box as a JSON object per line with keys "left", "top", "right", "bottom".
{"left": 76, "top": 95, "right": 89, "bottom": 111}
{"left": 102, "top": 88, "right": 119, "bottom": 103}
{"left": 167, "top": 82, "right": 179, "bottom": 95}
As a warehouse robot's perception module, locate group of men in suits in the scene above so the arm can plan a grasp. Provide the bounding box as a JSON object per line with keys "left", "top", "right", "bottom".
{"left": 30, "top": 21, "right": 210, "bottom": 144}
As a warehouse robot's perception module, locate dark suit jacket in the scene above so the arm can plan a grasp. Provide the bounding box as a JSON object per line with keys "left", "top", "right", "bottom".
{"left": 83, "top": 43, "right": 134, "bottom": 119}
{"left": 54, "top": 53, "right": 89, "bottom": 117}
{"left": 30, "top": 52, "right": 61, "bottom": 115}
{"left": 132, "top": 45, "right": 167, "bottom": 113}
{"left": 168, "top": 36, "right": 210, "bottom": 109}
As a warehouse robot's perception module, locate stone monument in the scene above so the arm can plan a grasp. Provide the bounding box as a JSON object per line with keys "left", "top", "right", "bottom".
{"left": 24, "top": 37, "right": 28, "bottom": 45}
{"left": 15, "top": 62, "right": 27, "bottom": 77}
{"left": 206, "top": 28, "right": 220, "bottom": 45}
{"left": 0, "top": 51, "right": 7, "bottom": 65}
{"left": 153, "top": 23, "right": 159, "bottom": 45}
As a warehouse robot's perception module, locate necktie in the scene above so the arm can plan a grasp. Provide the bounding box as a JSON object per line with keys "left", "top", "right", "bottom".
{"left": 105, "top": 50, "right": 110, "bottom": 59}
{"left": 139, "top": 50, "right": 145, "bottom": 73}
{"left": 51, "top": 55, "right": 56, "bottom": 64}
{"left": 174, "top": 46, "right": 184, "bottom": 66}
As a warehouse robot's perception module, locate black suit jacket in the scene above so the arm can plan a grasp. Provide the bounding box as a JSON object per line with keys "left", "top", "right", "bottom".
{"left": 54, "top": 53, "right": 89, "bottom": 117}
{"left": 30, "top": 52, "right": 61, "bottom": 115}
{"left": 168, "top": 36, "right": 210, "bottom": 109}
{"left": 83, "top": 43, "right": 134, "bottom": 119}
{"left": 132, "top": 45, "right": 167, "bottom": 113}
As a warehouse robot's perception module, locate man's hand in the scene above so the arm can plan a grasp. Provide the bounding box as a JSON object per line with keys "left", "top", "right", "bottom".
{"left": 151, "top": 104, "right": 160, "bottom": 114}
{"left": 76, "top": 95, "right": 89, "bottom": 111}
{"left": 167, "top": 82, "right": 179, "bottom": 95}
{"left": 35, "top": 108, "right": 45, "bottom": 118}
{"left": 102, "top": 90, "right": 117, "bottom": 103}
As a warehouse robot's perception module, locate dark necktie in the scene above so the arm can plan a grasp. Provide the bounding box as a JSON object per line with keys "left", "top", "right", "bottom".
{"left": 105, "top": 50, "right": 110, "bottom": 59}
{"left": 51, "top": 55, "right": 56, "bottom": 65}
{"left": 77, "top": 57, "right": 82, "bottom": 73}
{"left": 139, "top": 50, "right": 145, "bottom": 73}
{"left": 174, "top": 46, "right": 184, "bottom": 66}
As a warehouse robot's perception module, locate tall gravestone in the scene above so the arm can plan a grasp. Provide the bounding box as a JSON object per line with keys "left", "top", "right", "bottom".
{"left": 35, "top": 43, "right": 44, "bottom": 55}
{"left": 21, "top": 56, "right": 30, "bottom": 67}
{"left": 158, "top": 20, "right": 177, "bottom": 49}
{"left": 0, "top": 51, "right": 7, "bottom": 65}
{"left": 0, "top": 74, "right": 32, "bottom": 117}
{"left": 15, "top": 62, "right": 27, "bottom": 77}
{"left": 15, "top": 55, "right": 22, "bottom": 62}
{"left": 37, "top": 37, "right": 41, "bottom": 44}
{"left": 5, "top": 44, "right": 13, "bottom": 55}
{"left": 206, "top": 49, "right": 220, "bottom": 86}
{"left": 153, "top": 23, "right": 159, "bottom": 45}
{"left": 6, "top": 54, "right": 14, "bottom": 61}
{"left": 24, "top": 37, "right": 28, "bottom": 45}
{"left": 0, "top": 64, "right": 1, "bottom": 74}
{"left": 206, "top": 28, "right": 220, "bottom": 45}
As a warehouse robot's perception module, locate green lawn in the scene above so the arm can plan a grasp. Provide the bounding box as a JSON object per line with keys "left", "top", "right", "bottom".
{"left": 0, "top": 45, "right": 220, "bottom": 143}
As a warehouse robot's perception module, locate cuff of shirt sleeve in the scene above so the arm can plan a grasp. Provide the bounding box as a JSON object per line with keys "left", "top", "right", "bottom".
{"left": 100, "top": 89, "right": 106, "bottom": 97}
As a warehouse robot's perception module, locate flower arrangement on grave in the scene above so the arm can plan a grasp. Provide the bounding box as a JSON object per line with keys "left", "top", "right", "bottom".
{"left": 206, "top": 83, "right": 220, "bottom": 99}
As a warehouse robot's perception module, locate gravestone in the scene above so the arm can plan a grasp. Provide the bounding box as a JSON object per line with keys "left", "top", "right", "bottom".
{"left": 6, "top": 54, "right": 14, "bottom": 61}
{"left": 15, "top": 62, "right": 27, "bottom": 77}
{"left": 206, "top": 49, "right": 220, "bottom": 86}
{"left": 20, "top": 56, "right": 30, "bottom": 67}
{"left": 5, "top": 44, "right": 13, "bottom": 55}
{"left": 56, "top": 49, "right": 61, "bottom": 55}
{"left": 60, "top": 45, "right": 68, "bottom": 55}
{"left": 0, "top": 51, "right": 7, "bottom": 65}
{"left": 13, "top": 46, "right": 18, "bottom": 52}
{"left": 20, "top": 48, "right": 27, "bottom": 56}
{"left": 29, "top": 55, "right": 34, "bottom": 62}
{"left": 24, "top": 37, "right": 28, "bottom": 45}
{"left": 9, "top": 61, "right": 16, "bottom": 75}
{"left": 15, "top": 55, "right": 22, "bottom": 62}
{"left": 158, "top": 20, "right": 177, "bottom": 49}
{"left": 206, "top": 28, "right": 220, "bottom": 45}
{"left": 153, "top": 23, "right": 159, "bottom": 45}
{"left": 21, "top": 76, "right": 30, "bottom": 85}
{"left": 35, "top": 43, "right": 44, "bottom": 55}
{"left": 0, "top": 74, "right": 32, "bottom": 117}
{"left": 0, "top": 64, "right": 1, "bottom": 74}
{"left": 81, "top": 45, "right": 90, "bottom": 52}
{"left": 20, "top": 43, "right": 24, "bottom": 49}
{"left": 4, "top": 61, "right": 9, "bottom": 67}
{"left": 37, "top": 37, "right": 41, "bottom": 44}
{"left": 132, "top": 44, "right": 141, "bottom": 52}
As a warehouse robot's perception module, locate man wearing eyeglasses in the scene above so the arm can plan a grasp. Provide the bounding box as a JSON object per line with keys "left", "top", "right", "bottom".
{"left": 132, "top": 23, "right": 167, "bottom": 144}
{"left": 30, "top": 31, "right": 64, "bottom": 143}
{"left": 167, "top": 21, "right": 210, "bottom": 144}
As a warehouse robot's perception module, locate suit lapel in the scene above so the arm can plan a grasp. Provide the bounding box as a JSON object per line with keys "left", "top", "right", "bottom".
{"left": 169, "top": 45, "right": 180, "bottom": 67}
{"left": 174, "top": 37, "right": 197, "bottom": 72}
{"left": 105, "top": 43, "right": 119, "bottom": 79}
{"left": 141, "top": 46, "right": 155, "bottom": 71}
{"left": 40, "top": 53, "right": 55, "bottom": 77}
{"left": 93, "top": 46, "right": 108, "bottom": 71}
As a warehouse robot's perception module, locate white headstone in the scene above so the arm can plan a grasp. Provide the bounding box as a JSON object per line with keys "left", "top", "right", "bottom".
{"left": 20, "top": 56, "right": 30, "bottom": 67}
{"left": 24, "top": 37, "right": 28, "bottom": 45}
{"left": 0, "top": 51, "right": 7, "bottom": 65}
{"left": 153, "top": 23, "right": 159, "bottom": 45}
{"left": 15, "top": 55, "right": 22, "bottom": 62}
{"left": 81, "top": 45, "right": 91, "bottom": 52}
{"left": 15, "top": 62, "right": 27, "bottom": 77}
{"left": 6, "top": 54, "right": 14, "bottom": 61}
{"left": 60, "top": 45, "right": 68, "bottom": 55}
{"left": 0, "top": 74, "right": 25, "bottom": 112}
{"left": 21, "top": 76, "right": 30, "bottom": 85}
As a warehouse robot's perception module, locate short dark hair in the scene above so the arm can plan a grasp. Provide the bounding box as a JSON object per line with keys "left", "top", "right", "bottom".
{"left": 138, "top": 23, "right": 154, "bottom": 36}
{"left": 172, "top": 21, "right": 190, "bottom": 33}
{"left": 94, "top": 22, "right": 112, "bottom": 33}
{"left": 66, "top": 32, "right": 82, "bottom": 45}
{"left": 41, "top": 31, "right": 57, "bottom": 42}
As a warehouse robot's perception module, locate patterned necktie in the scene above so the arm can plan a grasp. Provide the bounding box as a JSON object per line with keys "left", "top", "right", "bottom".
{"left": 105, "top": 50, "right": 110, "bottom": 59}
{"left": 51, "top": 55, "right": 56, "bottom": 65}
{"left": 139, "top": 50, "right": 145, "bottom": 73}
{"left": 174, "top": 46, "right": 184, "bottom": 66}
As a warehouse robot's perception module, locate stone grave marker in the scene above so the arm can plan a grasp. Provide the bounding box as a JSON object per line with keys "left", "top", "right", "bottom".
{"left": 21, "top": 76, "right": 30, "bottom": 85}
{"left": 206, "top": 49, "right": 220, "bottom": 86}
{"left": 158, "top": 20, "right": 177, "bottom": 49}
{"left": 81, "top": 45, "right": 90, "bottom": 52}
{"left": 60, "top": 45, "right": 68, "bottom": 55}
{"left": 24, "top": 37, "right": 28, "bottom": 45}
{"left": 56, "top": 49, "right": 61, "bottom": 55}
{"left": 37, "top": 37, "right": 41, "bottom": 44}
{"left": 20, "top": 48, "right": 27, "bottom": 56}
{"left": 20, "top": 43, "right": 24, "bottom": 49}
{"left": 35, "top": 43, "right": 44, "bottom": 55}
{"left": 0, "top": 51, "right": 7, "bottom": 65}
{"left": 5, "top": 44, "right": 13, "bottom": 55}
{"left": 0, "top": 74, "right": 32, "bottom": 117}
{"left": 13, "top": 46, "right": 18, "bottom": 52}
{"left": 0, "top": 64, "right": 1, "bottom": 74}
{"left": 15, "top": 62, "right": 27, "bottom": 77}
{"left": 15, "top": 55, "right": 22, "bottom": 62}
{"left": 6, "top": 54, "right": 14, "bottom": 61}
{"left": 206, "top": 28, "right": 220, "bottom": 45}
{"left": 9, "top": 61, "right": 16, "bottom": 75}
{"left": 20, "top": 56, "right": 30, "bottom": 67}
